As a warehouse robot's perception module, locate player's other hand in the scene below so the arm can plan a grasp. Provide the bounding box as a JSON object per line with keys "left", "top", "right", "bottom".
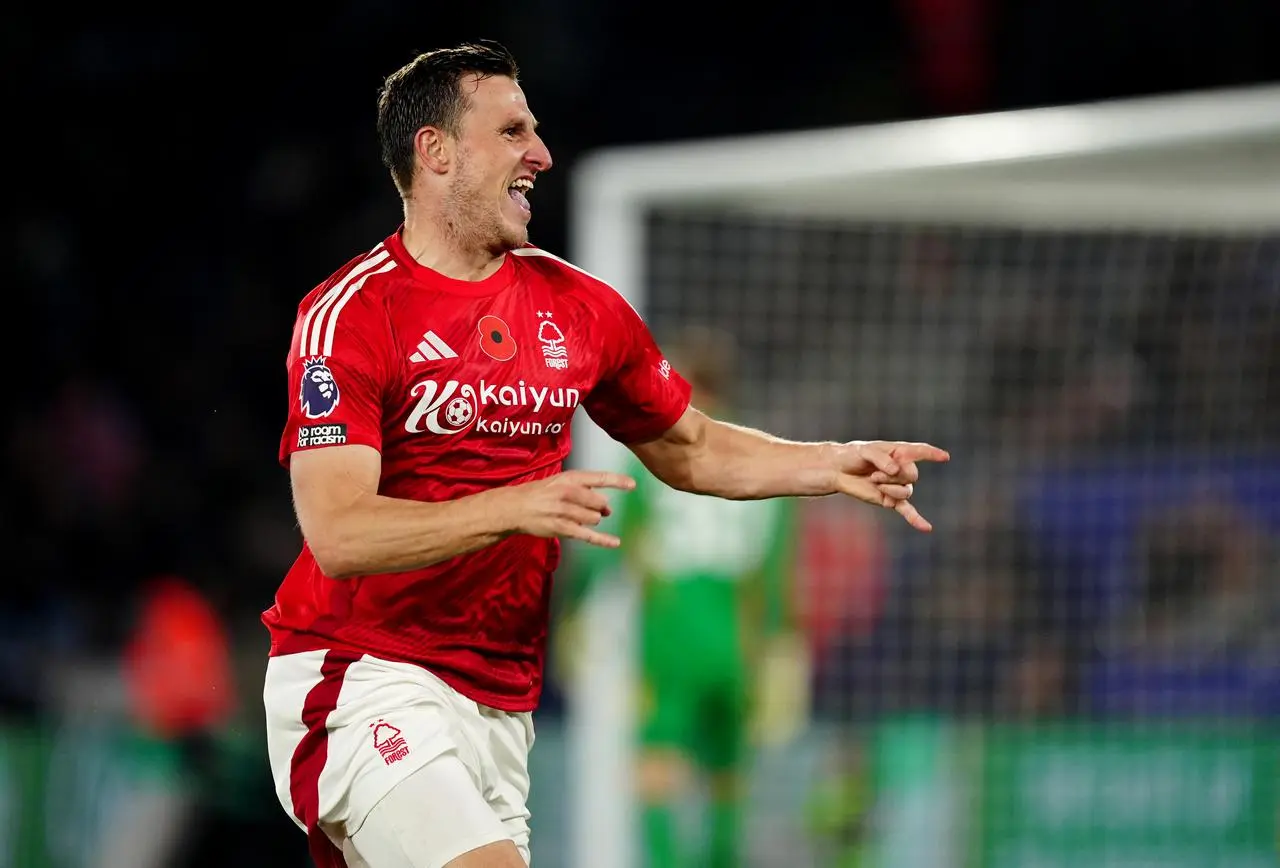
{"left": 829, "top": 440, "right": 950, "bottom": 532}
{"left": 504, "top": 469, "right": 636, "bottom": 548}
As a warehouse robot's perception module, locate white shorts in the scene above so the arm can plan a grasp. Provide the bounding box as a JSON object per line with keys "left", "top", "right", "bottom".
{"left": 263, "top": 650, "right": 534, "bottom": 868}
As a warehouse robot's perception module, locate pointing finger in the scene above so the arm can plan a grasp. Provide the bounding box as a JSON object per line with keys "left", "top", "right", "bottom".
{"left": 566, "top": 470, "right": 636, "bottom": 491}
{"left": 889, "top": 442, "right": 951, "bottom": 464}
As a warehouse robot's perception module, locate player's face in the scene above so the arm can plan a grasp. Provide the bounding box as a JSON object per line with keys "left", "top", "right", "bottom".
{"left": 450, "top": 74, "right": 552, "bottom": 251}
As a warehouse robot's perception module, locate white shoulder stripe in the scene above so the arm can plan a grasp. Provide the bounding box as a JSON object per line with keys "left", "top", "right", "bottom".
{"left": 320, "top": 259, "right": 397, "bottom": 356}
{"left": 299, "top": 244, "right": 390, "bottom": 359}
{"left": 509, "top": 247, "right": 643, "bottom": 316}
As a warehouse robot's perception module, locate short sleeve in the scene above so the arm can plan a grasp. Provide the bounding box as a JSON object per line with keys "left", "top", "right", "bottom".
{"left": 582, "top": 289, "right": 691, "bottom": 444}
{"left": 279, "top": 291, "right": 390, "bottom": 466}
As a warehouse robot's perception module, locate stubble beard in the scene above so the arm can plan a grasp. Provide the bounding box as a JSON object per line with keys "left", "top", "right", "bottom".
{"left": 445, "top": 155, "right": 527, "bottom": 256}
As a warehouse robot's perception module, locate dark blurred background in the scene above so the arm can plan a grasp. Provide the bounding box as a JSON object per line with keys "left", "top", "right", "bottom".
{"left": 4, "top": 3, "right": 1280, "bottom": 867}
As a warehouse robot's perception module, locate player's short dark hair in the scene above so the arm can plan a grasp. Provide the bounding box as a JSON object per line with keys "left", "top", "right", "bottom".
{"left": 376, "top": 39, "right": 521, "bottom": 194}
{"left": 667, "top": 325, "right": 739, "bottom": 400}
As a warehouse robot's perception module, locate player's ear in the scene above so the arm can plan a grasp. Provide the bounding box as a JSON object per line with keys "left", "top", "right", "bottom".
{"left": 415, "top": 126, "right": 451, "bottom": 175}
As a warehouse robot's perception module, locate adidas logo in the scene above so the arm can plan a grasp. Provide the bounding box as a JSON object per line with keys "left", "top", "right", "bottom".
{"left": 410, "top": 331, "right": 458, "bottom": 363}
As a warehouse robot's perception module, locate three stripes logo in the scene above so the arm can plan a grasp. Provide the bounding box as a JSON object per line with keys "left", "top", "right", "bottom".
{"left": 409, "top": 331, "right": 459, "bottom": 363}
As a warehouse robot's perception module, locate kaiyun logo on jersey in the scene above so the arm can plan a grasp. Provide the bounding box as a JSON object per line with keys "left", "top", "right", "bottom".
{"left": 404, "top": 378, "right": 581, "bottom": 436}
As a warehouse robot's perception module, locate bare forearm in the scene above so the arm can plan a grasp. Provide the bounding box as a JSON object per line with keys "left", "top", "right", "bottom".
{"left": 659, "top": 419, "right": 838, "bottom": 500}
{"left": 308, "top": 489, "right": 514, "bottom": 578}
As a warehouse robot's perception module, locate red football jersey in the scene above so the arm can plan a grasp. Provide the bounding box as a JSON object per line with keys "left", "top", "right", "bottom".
{"left": 264, "top": 229, "right": 691, "bottom": 711}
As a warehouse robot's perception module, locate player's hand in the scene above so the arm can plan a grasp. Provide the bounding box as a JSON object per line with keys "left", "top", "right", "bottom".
{"left": 828, "top": 440, "right": 950, "bottom": 532}
{"left": 505, "top": 469, "right": 636, "bottom": 548}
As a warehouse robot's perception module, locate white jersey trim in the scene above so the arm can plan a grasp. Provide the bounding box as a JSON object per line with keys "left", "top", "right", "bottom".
{"left": 320, "top": 259, "right": 397, "bottom": 356}
{"left": 299, "top": 244, "right": 395, "bottom": 358}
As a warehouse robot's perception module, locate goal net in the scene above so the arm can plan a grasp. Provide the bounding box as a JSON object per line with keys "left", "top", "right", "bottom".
{"left": 564, "top": 85, "right": 1280, "bottom": 868}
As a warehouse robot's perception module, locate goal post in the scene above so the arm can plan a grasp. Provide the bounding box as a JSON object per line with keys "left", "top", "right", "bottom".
{"left": 565, "top": 84, "right": 1280, "bottom": 868}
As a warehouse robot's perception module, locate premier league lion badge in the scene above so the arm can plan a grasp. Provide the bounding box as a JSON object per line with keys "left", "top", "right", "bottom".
{"left": 300, "top": 356, "right": 340, "bottom": 419}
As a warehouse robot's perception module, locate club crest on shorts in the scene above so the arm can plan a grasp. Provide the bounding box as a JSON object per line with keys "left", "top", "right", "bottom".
{"left": 300, "top": 356, "right": 340, "bottom": 419}
{"left": 371, "top": 719, "right": 411, "bottom": 765}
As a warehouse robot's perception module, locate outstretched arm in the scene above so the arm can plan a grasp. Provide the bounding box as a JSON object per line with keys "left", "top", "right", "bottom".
{"left": 291, "top": 445, "right": 635, "bottom": 578}
{"left": 627, "top": 406, "right": 949, "bottom": 531}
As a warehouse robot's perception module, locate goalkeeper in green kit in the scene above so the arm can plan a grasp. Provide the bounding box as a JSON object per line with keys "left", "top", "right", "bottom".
{"left": 564, "top": 325, "right": 807, "bottom": 868}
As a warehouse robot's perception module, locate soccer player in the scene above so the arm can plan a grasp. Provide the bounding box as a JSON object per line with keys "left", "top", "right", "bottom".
{"left": 261, "top": 39, "right": 949, "bottom": 868}
{"left": 567, "top": 325, "right": 804, "bottom": 868}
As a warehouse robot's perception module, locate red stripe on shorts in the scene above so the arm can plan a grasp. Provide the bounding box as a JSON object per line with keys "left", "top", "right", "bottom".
{"left": 290, "top": 650, "right": 356, "bottom": 868}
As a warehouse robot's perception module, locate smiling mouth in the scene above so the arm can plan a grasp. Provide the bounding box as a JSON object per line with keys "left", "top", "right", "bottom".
{"left": 508, "top": 178, "right": 533, "bottom": 213}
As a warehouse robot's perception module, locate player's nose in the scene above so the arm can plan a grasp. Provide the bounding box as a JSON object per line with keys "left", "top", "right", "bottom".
{"left": 527, "top": 135, "right": 552, "bottom": 172}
